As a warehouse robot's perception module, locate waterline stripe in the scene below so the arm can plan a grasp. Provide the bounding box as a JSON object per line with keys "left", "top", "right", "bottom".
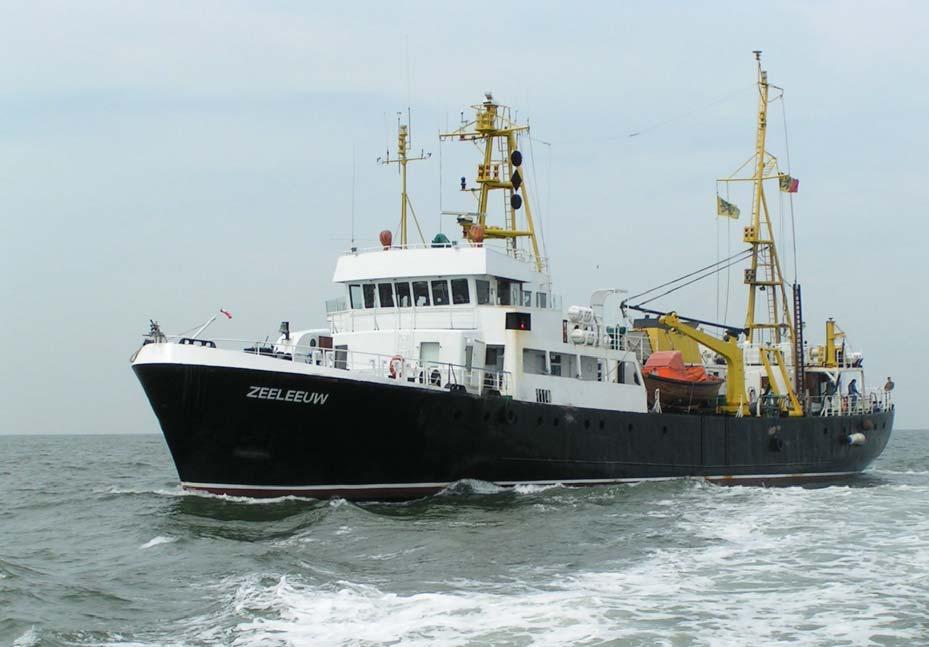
{"left": 182, "top": 471, "right": 862, "bottom": 494}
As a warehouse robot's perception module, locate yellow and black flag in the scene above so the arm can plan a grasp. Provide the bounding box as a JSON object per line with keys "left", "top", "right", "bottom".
{"left": 716, "top": 196, "right": 740, "bottom": 219}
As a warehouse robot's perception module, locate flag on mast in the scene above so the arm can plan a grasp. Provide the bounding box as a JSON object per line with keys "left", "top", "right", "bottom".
{"left": 716, "top": 196, "right": 740, "bottom": 219}
{"left": 779, "top": 173, "right": 799, "bottom": 193}
{"left": 220, "top": 309, "right": 232, "bottom": 319}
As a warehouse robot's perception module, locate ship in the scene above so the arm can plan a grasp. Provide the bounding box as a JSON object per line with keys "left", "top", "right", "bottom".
{"left": 132, "top": 52, "right": 894, "bottom": 499}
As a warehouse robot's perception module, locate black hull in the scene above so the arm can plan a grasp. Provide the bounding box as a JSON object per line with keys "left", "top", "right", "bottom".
{"left": 133, "top": 362, "right": 895, "bottom": 499}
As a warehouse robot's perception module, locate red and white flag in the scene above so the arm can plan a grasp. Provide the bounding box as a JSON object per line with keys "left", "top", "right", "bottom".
{"left": 219, "top": 309, "right": 232, "bottom": 319}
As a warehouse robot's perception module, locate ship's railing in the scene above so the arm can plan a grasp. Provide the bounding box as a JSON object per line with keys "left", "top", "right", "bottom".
{"left": 811, "top": 388, "right": 892, "bottom": 417}
{"left": 162, "top": 336, "right": 512, "bottom": 396}
{"left": 741, "top": 388, "right": 891, "bottom": 418}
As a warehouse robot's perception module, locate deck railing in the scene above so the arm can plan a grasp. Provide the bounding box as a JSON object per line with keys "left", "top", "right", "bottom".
{"left": 160, "top": 336, "right": 511, "bottom": 396}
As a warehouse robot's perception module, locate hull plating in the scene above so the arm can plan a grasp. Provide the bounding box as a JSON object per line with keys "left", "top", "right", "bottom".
{"left": 133, "top": 361, "right": 894, "bottom": 499}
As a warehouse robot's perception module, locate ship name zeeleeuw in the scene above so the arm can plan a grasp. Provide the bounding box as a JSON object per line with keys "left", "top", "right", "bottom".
{"left": 246, "top": 386, "right": 329, "bottom": 405}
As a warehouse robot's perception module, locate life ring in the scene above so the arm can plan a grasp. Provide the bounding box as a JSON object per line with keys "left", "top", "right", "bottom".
{"left": 388, "top": 355, "right": 404, "bottom": 379}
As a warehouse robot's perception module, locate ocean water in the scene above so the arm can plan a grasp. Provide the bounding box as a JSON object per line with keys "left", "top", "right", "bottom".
{"left": 1, "top": 431, "right": 928, "bottom": 647}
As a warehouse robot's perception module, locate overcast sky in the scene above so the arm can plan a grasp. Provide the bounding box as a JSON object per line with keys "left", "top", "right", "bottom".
{"left": 1, "top": 1, "right": 926, "bottom": 433}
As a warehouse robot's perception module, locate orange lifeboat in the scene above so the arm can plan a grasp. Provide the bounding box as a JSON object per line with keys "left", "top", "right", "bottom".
{"left": 641, "top": 351, "right": 724, "bottom": 410}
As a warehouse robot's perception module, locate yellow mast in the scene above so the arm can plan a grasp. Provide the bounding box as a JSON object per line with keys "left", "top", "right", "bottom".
{"left": 743, "top": 51, "right": 794, "bottom": 347}
{"left": 717, "top": 51, "right": 803, "bottom": 416}
{"left": 440, "top": 93, "right": 544, "bottom": 272}
{"left": 378, "top": 117, "right": 430, "bottom": 247}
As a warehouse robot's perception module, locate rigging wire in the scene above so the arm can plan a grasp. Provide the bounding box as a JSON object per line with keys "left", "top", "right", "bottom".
{"left": 778, "top": 95, "right": 800, "bottom": 284}
{"left": 724, "top": 182, "right": 732, "bottom": 322}
{"left": 625, "top": 248, "right": 753, "bottom": 304}
{"left": 610, "top": 84, "right": 754, "bottom": 140}
{"left": 634, "top": 251, "right": 754, "bottom": 308}
{"left": 527, "top": 125, "right": 551, "bottom": 275}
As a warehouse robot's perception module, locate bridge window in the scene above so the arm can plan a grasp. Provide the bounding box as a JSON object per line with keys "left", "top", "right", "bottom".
{"left": 378, "top": 283, "right": 395, "bottom": 308}
{"left": 475, "top": 280, "right": 490, "bottom": 305}
{"left": 412, "top": 281, "right": 431, "bottom": 306}
{"left": 349, "top": 284, "right": 363, "bottom": 310}
{"left": 498, "top": 279, "right": 513, "bottom": 305}
{"left": 396, "top": 282, "right": 411, "bottom": 307}
{"left": 431, "top": 280, "right": 450, "bottom": 306}
{"left": 451, "top": 278, "right": 470, "bottom": 304}
{"left": 363, "top": 284, "right": 377, "bottom": 308}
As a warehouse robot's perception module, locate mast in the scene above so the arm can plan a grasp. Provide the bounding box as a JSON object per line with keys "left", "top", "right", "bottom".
{"left": 440, "top": 93, "right": 544, "bottom": 272}
{"left": 717, "top": 51, "right": 803, "bottom": 416}
{"left": 742, "top": 51, "right": 795, "bottom": 349}
{"left": 378, "top": 117, "right": 431, "bottom": 247}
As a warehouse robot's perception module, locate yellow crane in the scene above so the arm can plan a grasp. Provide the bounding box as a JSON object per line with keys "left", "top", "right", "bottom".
{"left": 658, "top": 313, "right": 748, "bottom": 416}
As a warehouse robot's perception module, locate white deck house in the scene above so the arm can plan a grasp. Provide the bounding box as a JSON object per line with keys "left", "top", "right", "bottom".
{"left": 318, "top": 244, "right": 648, "bottom": 413}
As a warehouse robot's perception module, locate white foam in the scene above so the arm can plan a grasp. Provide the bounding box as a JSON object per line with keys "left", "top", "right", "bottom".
{"left": 103, "top": 485, "right": 322, "bottom": 505}
{"left": 12, "top": 627, "right": 40, "bottom": 647}
{"left": 512, "top": 483, "right": 565, "bottom": 494}
{"left": 139, "top": 535, "right": 177, "bottom": 550}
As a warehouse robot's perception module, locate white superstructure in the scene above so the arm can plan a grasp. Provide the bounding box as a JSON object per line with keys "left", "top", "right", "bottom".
{"left": 321, "top": 243, "right": 647, "bottom": 413}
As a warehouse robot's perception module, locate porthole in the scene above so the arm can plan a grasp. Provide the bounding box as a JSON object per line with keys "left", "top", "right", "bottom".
{"left": 537, "top": 416, "right": 543, "bottom": 426}
{"left": 584, "top": 420, "right": 591, "bottom": 430}
{"left": 599, "top": 420, "right": 605, "bottom": 430}
{"left": 554, "top": 418, "right": 560, "bottom": 427}
{"left": 662, "top": 426, "right": 668, "bottom": 435}
{"left": 628, "top": 423, "right": 633, "bottom": 432}
{"left": 453, "top": 410, "right": 462, "bottom": 421}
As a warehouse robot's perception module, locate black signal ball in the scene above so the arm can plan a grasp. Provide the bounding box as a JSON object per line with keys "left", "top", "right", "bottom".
{"left": 511, "top": 193, "right": 522, "bottom": 210}
{"left": 511, "top": 150, "right": 523, "bottom": 167}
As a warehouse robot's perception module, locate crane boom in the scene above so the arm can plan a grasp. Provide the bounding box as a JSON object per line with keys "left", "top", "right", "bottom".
{"left": 658, "top": 313, "right": 748, "bottom": 415}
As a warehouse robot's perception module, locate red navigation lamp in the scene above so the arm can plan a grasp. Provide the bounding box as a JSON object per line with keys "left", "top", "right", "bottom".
{"left": 505, "top": 312, "right": 531, "bottom": 331}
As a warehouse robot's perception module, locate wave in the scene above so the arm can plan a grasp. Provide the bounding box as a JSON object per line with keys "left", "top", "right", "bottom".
{"left": 12, "top": 627, "right": 40, "bottom": 647}
{"left": 138, "top": 536, "right": 177, "bottom": 550}
{"left": 100, "top": 485, "right": 324, "bottom": 505}
{"left": 212, "top": 565, "right": 929, "bottom": 647}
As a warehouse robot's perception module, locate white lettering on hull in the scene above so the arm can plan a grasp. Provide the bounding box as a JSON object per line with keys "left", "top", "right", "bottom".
{"left": 246, "top": 386, "right": 329, "bottom": 405}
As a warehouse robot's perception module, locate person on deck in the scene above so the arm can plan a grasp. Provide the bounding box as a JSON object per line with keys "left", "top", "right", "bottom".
{"left": 848, "top": 379, "right": 860, "bottom": 409}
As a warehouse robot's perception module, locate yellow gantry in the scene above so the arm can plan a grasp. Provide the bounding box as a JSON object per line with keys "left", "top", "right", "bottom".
{"left": 440, "top": 93, "right": 544, "bottom": 272}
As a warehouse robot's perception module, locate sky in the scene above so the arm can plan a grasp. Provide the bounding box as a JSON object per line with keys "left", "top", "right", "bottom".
{"left": 1, "top": 0, "right": 927, "bottom": 433}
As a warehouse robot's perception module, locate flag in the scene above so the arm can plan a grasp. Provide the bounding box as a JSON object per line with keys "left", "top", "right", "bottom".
{"left": 779, "top": 173, "right": 799, "bottom": 193}
{"left": 220, "top": 309, "right": 232, "bottom": 319}
{"left": 716, "top": 196, "right": 740, "bottom": 219}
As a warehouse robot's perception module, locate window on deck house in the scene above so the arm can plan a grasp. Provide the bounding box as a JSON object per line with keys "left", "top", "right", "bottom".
{"left": 431, "top": 280, "right": 450, "bottom": 306}
{"left": 522, "top": 348, "right": 547, "bottom": 375}
{"left": 412, "top": 281, "right": 431, "bottom": 306}
{"left": 549, "top": 353, "right": 562, "bottom": 377}
{"left": 475, "top": 280, "right": 490, "bottom": 305}
{"left": 396, "top": 282, "right": 412, "bottom": 307}
{"left": 378, "top": 283, "right": 395, "bottom": 308}
{"left": 363, "top": 284, "right": 377, "bottom": 308}
{"left": 349, "top": 284, "right": 363, "bottom": 310}
{"left": 451, "top": 278, "right": 470, "bottom": 304}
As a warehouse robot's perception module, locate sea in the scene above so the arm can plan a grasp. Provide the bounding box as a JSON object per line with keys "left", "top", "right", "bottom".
{"left": 1, "top": 430, "right": 928, "bottom": 647}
